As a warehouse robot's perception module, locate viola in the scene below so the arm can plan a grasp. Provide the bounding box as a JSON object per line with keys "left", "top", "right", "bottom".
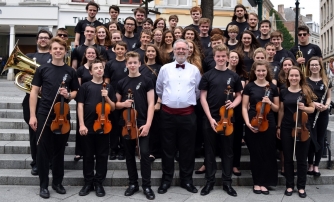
{"left": 292, "top": 92, "right": 309, "bottom": 142}
{"left": 51, "top": 75, "right": 71, "bottom": 135}
{"left": 250, "top": 84, "right": 271, "bottom": 132}
{"left": 93, "top": 83, "right": 112, "bottom": 134}
{"left": 216, "top": 85, "right": 234, "bottom": 136}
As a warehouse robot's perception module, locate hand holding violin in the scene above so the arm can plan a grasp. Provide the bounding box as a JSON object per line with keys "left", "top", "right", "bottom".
{"left": 123, "top": 99, "right": 134, "bottom": 108}
{"left": 225, "top": 100, "right": 235, "bottom": 109}
{"left": 59, "top": 87, "right": 69, "bottom": 98}
{"left": 101, "top": 89, "right": 108, "bottom": 97}
{"left": 262, "top": 96, "right": 271, "bottom": 105}
{"left": 298, "top": 102, "right": 306, "bottom": 110}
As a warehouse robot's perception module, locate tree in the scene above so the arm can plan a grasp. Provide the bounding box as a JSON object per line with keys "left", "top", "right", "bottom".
{"left": 201, "top": 0, "right": 214, "bottom": 25}
{"left": 270, "top": 9, "right": 294, "bottom": 50}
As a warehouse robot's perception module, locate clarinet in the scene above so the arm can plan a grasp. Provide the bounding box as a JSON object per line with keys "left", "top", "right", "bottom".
{"left": 312, "top": 85, "right": 329, "bottom": 128}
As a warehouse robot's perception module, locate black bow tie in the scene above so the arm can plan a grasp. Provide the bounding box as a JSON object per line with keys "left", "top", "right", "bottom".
{"left": 176, "top": 64, "right": 185, "bottom": 69}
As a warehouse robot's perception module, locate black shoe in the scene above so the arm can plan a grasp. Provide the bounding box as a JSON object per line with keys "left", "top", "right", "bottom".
{"left": 79, "top": 184, "right": 94, "bottom": 196}
{"left": 284, "top": 189, "right": 293, "bottom": 196}
{"left": 180, "top": 183, "right": 198, "bottom": 193}
{"left": 31, "top": 165, "right": 38, "bottom": 176}
{"left": 124, "top": 185, "right": 139, "bottom": 196}
{"left": 143, "top": 187, "right": 155, "bottom": 200}
{"left": 118, "top": 152, "right": 125, "bottom": 160}
{"left": 223, "top": 185, "right": 237, "bottom": 197}
{"left": 109, "top": 151, "right": 117, "bottom": 160}
{"left": 253, "top": 186, "right": 261, "bottom": 194}
{"left": 298, "top": 190, "right": 307, "bottom": 198}
{"left": 314, "top": 171, "right": 321, "bottom": 177}
{"left": 307, "top": 170, "right": 314, "bottom": 175}
{"left": 158, "top": 183, "right": 170, "bottom": 194}
{"left": 233, "top": 171, "right": 241, "bottom": 176}
{"left": 261, "top": 190, "right": 269, "bottom": 195}
{"left": 39, "top": 188, "right": 50, "bottom": 199}
{"left": 52, "top": 183, "right": 66, "bottom": 194}
{"left": 200, "top": 182, "right": 214, "bottom": 195}
{"left": 74, "top": 155, "right": 82, "bottom": 161}
{"left": 195, "top": 170, "right": 205, "bottom": 174}
{"left": 65, "top": 142, "right": 68, "bottom": 146}
{"left": 94, "top": 183, "right": 105, "bottom": 197}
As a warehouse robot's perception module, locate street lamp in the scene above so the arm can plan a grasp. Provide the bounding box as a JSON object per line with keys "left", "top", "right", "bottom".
{"left": 295, "top": 0, "right": 300, "bottom": 46}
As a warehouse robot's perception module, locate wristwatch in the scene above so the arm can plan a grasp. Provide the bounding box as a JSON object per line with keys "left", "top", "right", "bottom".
{"left": 67, "top": 92, "right": 71, "bottom": 99}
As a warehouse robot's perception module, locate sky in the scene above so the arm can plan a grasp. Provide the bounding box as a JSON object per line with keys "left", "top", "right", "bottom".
{"left": 270, "top": 0, "right": 320, "bottom": 23}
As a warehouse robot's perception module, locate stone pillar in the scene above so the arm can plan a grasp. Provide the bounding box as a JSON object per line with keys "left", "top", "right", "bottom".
{"left": 7, "top": 25, "right": 15, "bottom": 81}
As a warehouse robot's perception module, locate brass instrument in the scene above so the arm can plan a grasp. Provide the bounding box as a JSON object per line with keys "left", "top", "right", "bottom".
{"left": 1, "top": 42, "right": 40, "bottom": 95}
{"left": 296, "top": 45, "right": 307, "bottom": 75}
{"left": 64, "top": 46, "right": 71, "bottom": 66}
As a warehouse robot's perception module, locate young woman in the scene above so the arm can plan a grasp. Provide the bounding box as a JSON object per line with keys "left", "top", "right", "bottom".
{"left": 77, "top": 59, "right": 116, "bottom": 197}
{"left": 187, "top": 40, "right": 203, "bottom": 74}
{"left": 95, "top": 26, "right": 112, "bottom": 50}
{"left": 139, "top": 44, "right": 163, "bottom": 162}
{"left": 182, "top": 27, "right": 204, "bottom": 59}
{"left": 306, "top": 57, "right": 332, "bottom": 177}
{"left": 108, "top": 22, "right": 120, "bottom": 33}
{"left": 106, "top": 30, "right": 123, "bottom": 62}
{"left": 152, "top": 28, "right": 163, "bottom": 47}
{"left": 227, "top": 50, "right": 248, "bottom": 176}
{"left": 277, "top": 58, "right": 296, "bottom": 92}
{"left": 143, "top": 18, "right": 154, "bottom": 31}
{"left": 235, "top": 30, "right": 260, "bottom": 73}
{"left": 242, "top": 60, "right": 279, "bottom": 195}
{"left": 159, "top": 30, "right": 175, "bottom": 64}
{"left": 277, "top": 66, "right": 316, "bottom": 198}
{"left": 153, "top": 18, "right": 167, "bottom": 31}
{"left": 173, "top": 26, "right": 183, "bottom": 40}
{"left": 253, "top": 48, "right": 277, "bottom": 85}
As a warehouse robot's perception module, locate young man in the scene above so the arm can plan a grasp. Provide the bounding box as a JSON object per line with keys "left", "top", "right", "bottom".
{"left": 29, "top": 37, "right": 80, "bottom": 199}
{"left": 199, "top": 44, "right": 242, "bottom": 197}
{"left": 134, "top": 7, "right": 146, "bottom": 35}
{"left": 134, "top": 30, "right": 152, "bottom": 64}
{"left": 56, "top": 28, "right": 71, "bottom": 66}
{"left": 116, "top": 51, "right": 155, "bottom": 200}
{"left": 247, "top": 13, "right": 261, "bottom": 39}
{"left": 203, "top": 34, "right": 225, "bottom": 73}
{"left": 270, "top": 31, "right": 296, "bottom": 64}
{"left": 156, "top": 39, "right": 201, "bottom": 195}
{"left": 77, "top": 59, "right": 116, "bottom": 197}
{"left": 104, "top": 5, "right": 124, "bottom": 32}
{"left": 199, "top": 18, "right": 212, "bottom": 54}
{"left": 224, "top": 4, "right": 249, "bottom": 40}
{"left": 226, "top": 25, "right": 239, "bottom": 51}
{"left": 71, "top": 25, "right": 107, "bottom": 70}
{"left": 143, "top": 18, "right": 154, "bottom": 31}
{"left": 123, "top": 17, "right": 139, "bottom": 51}
{"left": 74, "top": 1, "right": 103, "bottom": 46}
{"left": 265, "top": 42, "right": 280, "bottom": 81}
{"left": 290, "top": 25, "right": 322, "bottom": 67}
{"left": 23, "top": 29, "right": 53, "bottom": 177}
{"left": 168, "top": 15, "right": 179, "bottom": 31}
{"left": 186, "top": 6, "right": 206, "bottom": 34}
{"left": 258, "top": 20, "right": 271, "bottom": 47}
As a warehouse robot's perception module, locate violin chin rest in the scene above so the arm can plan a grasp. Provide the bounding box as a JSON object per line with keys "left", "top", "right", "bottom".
{"left": 95, "top": 129, "right": 104, "bottom": 135}
{"left": 123, "top": 134, "right": 130, "bottom": 140}
{"left": 52, "top": 129, "right": 62, "bottom": 135}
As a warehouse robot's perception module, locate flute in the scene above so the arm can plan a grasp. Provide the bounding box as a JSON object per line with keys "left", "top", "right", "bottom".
{"left": 312, "top": 85, "right": 329, "bottom": 128}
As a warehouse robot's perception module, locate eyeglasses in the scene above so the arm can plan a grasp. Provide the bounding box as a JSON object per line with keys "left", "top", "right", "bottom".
{"left": 57, "top": 34, "right": 68, "bottom": 38}
{"left": 38, "top": 37, "right": 50, "bottom": 40}
{"left": 298, "top": 33, "right": 308, "bottom": 37}
{"left": 310, "top": 64, "right": 320, "bottom": 67}
{"left": 125, "top": 23, "right": 135, "bottom": 26}
{"left": 175, "top": 48, "right": 188, "bottom": 51}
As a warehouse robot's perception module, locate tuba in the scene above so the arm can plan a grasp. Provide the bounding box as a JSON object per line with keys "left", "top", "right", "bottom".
{"left": 1, "top": 42, "right": 40, "bottom": 95}
{"left": 296, "top": 45, "right": 307, "bottom": 76}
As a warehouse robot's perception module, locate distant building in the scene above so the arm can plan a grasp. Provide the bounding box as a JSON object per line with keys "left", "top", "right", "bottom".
{"left": 320, "top": 0, "right": 334, "bottom": 64}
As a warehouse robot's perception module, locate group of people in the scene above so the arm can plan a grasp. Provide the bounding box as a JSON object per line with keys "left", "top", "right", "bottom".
{"left": 15, "top": 1, "right": 331, "bottom": 200}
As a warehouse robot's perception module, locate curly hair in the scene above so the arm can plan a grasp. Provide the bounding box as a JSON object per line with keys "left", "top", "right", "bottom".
{"left": 94, "top": 26, "right": 112, "bottom": 47}
{"left": 249, "top": 60, "right": 273, "bottom": 83}
{"left": 186, "top": 40, "right": 203, "bottom": 74}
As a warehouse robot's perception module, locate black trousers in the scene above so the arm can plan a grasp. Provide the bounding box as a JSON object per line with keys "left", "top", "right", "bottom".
{"left": 75, "top": 103, "right": 83, "bottom": 156}
{"left": 160, "top": 110, "right": 196, "bottom": 185}
{"left": 232, "top": 105, "right": 244, "bottom": 168}
{"left": 308, "top": 111, "right": 329, "bottom": 166}
{"left": 22, "top": 94, "right": 38, "bottom": 167}
{"left": 123, "top": 134, "right": 151, "bottom": 188}
{"left": 195, "top": 101, "right": 204, "bottom": 156}
{"left": 36, "top": 114, "right": 69, "bottom": 188}
{"left": 203, "top": 120, "right": 234, "bottom": 185}
{"left": 81, "top": 133, "right": 109, "bottom": 185}
{"left": 149, "top": 111, "right": 162, "bottom": 158}
{"left": 110, "top": 110, "right": 124, "bottom": 154}
{"left": 281, "top": 127, "right": 310, "bottom": 190}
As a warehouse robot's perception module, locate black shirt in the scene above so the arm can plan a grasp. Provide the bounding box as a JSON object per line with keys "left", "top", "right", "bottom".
{"left": 243, "top": 82, "right": 278, "bottom": 125}
{"left": 71, "top": 44, "right": 108, "bottom": 65}
{"left": 26, "top": 52, "right": 52, "bottom": 65}
{"left": 307, "top": 78, "right": 332, "bottom": 117}
{"left": 203, "top": 51, "right": 215, "bottom": 73}
{"left": 134, "top": 48, "right": 146, "bottom": 64}
{"left": 224, "top": 21, "right": 249, "bottom": 40}
{"left": 106, "top": 49, "right": 116, "bottom": 62}
{"left": 139, "top": 63, "right": 162, "bottom": 102}
{"left": 123, "top": 35, "right": 138, "bottom": 51}
{"left": 249, "top": 29, "right": 261, "bottom": 39}
{"left": 186, "top": 24, "right": 213, "bottom": 35}
{"left": 290, "top": 43, "right": 322, "bottom": 65}
{"left": 117, "top": 75, "right": 154, "bottom": 126}
{"left": 31, "top": 63, "right": 79, "bottom": 117}
{"left": 243, "top": 51, "right": 253, "bottom": 73}
{"left": 75, "top": 19, "right": 103, "bottom": 45}
{"left": 269, "top": 61, "right": 281, "bottom": 81}
{"left": 200, "top": 36, "right": 211, "bottom": 53}
{"left": 104, "top": 59, "right": 128, "bottom": 91}
{"left": 199, "top": 68, "right": 243, "bottom": 121}
{"left": 77, "top": 65, "right": 92, "bottom": 85}
{"left": 258, "top": 38, "right": 270, "bottom": 48}
{"left": 226, "top": 42, "right": 237, "bottom": 51}
{"left": 274, "top": 49, "right": 296, "bottom": 64}
{"left": 76, "top": 81, "right": 117, "bottom": 133}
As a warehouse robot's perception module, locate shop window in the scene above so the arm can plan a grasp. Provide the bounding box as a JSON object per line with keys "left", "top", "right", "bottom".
{"left": 24, "top": 0, "right": 50, "bottom": 2}
{"left": 71, "top": 0, "right": 91, "bottom": 2}
{"left": 166, "top": 0, "right": 188, "bottom": 6}
{"left": 120, "top": 0, "right": 142, "bottom": 4}
{"left": 214, "top": 0, "right": 234, "bottom": 8}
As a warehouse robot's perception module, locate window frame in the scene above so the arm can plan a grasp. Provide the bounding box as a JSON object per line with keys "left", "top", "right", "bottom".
{"left": 119, "top": 0, "right": 143, "bottom": 4}
{"left": 164, "top": 0, "right": 191, "bottom": 7}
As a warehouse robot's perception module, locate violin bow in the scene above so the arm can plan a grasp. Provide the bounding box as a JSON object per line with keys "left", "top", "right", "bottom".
{"left": 37, "top": 74, "right": 68, "bottom": 145}
{"left": 293, "top": 93, "right": 302, "bottom": 161}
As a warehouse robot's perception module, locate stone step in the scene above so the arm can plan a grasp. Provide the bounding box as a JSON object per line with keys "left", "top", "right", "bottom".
{"left": 0, "top": 168, "right": 333, "bottom": 186}
{"left": 0, "top": 100, "right": 77, "bottom": 110}
{"left": 0, "top": 129, "right": 77, "bottom": 142}
{"left": 0, "top": 118, "right": 77, "bottom": 130}
{"left": 0, "top": 109, "right": 77, "bottom": 119}
{"left": 0, "top": 154, "right": 333, "bottom": 171}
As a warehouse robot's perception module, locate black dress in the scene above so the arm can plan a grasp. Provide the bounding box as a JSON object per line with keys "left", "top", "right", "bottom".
{"left": 243, "top": 82, "right": 278, "bottom": 186}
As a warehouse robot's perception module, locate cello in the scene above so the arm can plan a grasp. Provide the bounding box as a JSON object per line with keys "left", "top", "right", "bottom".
{"left": 93, "top": 83, "right": 112, "bottom": 134}
{"left": 216, "top": 85, "right": 234, "bottom": 136}
{"left": 250, "top": 84, "right": 271, "bottom": 132}
{"left": 50, "top": 75, "right": 71, "bottom": 135}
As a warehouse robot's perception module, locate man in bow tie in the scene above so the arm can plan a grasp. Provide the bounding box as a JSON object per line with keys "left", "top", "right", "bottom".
{"left": 156, "top": 39, "right": 202, "bottom": 194}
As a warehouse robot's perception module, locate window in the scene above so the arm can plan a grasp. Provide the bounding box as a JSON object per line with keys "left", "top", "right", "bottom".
{"left": 120, "top": 0, "right": 142, "bottom": 4}
{"left": 24, "top": 0, "right": 49, "bottom": 1}
{"left": 167, "top": 0, "right": 188, "bottom": 6}
{"left": 214, "top": 0, "right": 233, "bottom": 7}
{"left": 71, "top": 0, "right": 91, "bottom": 2}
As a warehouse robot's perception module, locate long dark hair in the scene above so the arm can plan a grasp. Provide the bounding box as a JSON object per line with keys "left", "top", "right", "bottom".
{"left": 81, "top": 46, "right": 104, "bottom": 66}
{"left": 249, "top": 60, "right": 272, "bottom": 82}
{"left": 232, "top": 4, "right": 248, "bottom": 21}
{"left": 181, "top": 27, "right": 204, "bottom": 59}
{"left": 278, "top": 57, "right": 296, "bottom": 84}
{"left": 229, "top": 50, "right": 248, "bottom": 79}
{"left": 144, "top": 44, "right": 163, "bottom": 65}
{"left": 160, "top": 30, "right": 175, "bottom": 64}
{"left": 235, "top": 30, "right": 260, "bottom": 59}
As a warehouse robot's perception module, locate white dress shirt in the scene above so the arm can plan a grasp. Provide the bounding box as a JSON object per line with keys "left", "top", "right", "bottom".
{"left": 156, "top": 61, "right": 201, "bottom": 108}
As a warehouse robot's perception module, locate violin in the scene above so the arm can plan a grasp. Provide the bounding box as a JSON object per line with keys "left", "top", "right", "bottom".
{"left": 292, "top": 92, "right": 309, "bottom": 142}
{"left": 51, "top": 75, "right": 71, "bottom": 135}
{"left": 250, "top": 84, "right": 271, "bottom": 132}
{"left": 93, "top": 83, "right": 112, "bottom": 134}
{"left": 216, "top": 85, "right": 234, "bottom": 136}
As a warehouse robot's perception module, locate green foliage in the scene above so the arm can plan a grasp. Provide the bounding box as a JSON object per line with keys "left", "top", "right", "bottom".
{"left": 270, "top": 9, "right": 295, "bottom": 50}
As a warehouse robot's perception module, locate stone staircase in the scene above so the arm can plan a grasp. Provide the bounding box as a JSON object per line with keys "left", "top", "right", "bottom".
{"left": 1, "top": 88, "right": 334, "bottom": 187}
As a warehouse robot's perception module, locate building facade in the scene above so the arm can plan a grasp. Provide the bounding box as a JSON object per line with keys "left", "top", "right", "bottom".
{"left": 320, "top": 0, "right": 334, "bottom": 64}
